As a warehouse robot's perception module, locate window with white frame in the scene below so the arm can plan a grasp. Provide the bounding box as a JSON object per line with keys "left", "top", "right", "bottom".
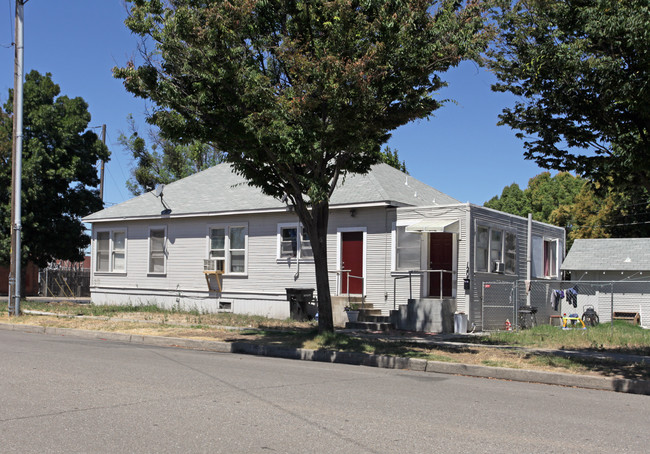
{"left": 208, "top": 224, "right": 248, "bottom": 274}
{"left": 475, "top": 225, "right": 516, "bottom": 274}
{"left": 532, "top": 236, "right": 560, "bottom": 278}
{"left": 95, "top": 229, "right": 127, "bottom": 273}
{"left": 148, "top": 227, "right": 166, "bottom": 274}
{"left": 277, "top": 224, "right": 312, "bottom": 260}
{"left": 395, "top": 225, "right": 421, "bottom": 271}
{"left": 544, "top": 239, "right": 558, "bottom": 277}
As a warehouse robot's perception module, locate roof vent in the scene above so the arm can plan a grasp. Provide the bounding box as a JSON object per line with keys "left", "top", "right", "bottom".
{"left": 624, "top": 257, "right": 632, "bottom": 263}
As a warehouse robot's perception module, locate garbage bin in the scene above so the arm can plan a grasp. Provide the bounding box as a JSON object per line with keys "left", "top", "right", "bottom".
{"left": 454, "top": 312, "right": 468, "bottom": 334}
{"left": 285, "top": 288, "right": 314, "bottom": 321}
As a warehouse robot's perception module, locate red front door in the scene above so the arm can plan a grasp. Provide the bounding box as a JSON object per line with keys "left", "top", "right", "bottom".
{"left": 429, "top": 233, "right": 453, "bottom": 298}
{"left": 341, "top": 231, "right": 363, "bottom": 294}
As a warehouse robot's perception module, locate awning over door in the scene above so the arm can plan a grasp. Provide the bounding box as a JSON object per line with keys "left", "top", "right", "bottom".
{"left": 405, "top": 219, "right": 459, "bottom": 233}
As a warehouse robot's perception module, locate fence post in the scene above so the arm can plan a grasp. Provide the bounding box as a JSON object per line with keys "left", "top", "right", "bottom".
{"left": 610, "top": 282, "right": 614, "bottom": 328}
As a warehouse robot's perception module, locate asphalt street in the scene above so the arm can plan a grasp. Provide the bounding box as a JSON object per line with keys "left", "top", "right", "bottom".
{"left": 1, "top": 330, "right": 648, "bottom": 453}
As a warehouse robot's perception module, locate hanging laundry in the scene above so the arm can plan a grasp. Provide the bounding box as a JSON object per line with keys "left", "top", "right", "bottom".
{"left": 550, "top": 289, "right": 564, "bottom": 311}
{"left": 566, "top": 287, "right": 578, "bottom": 308}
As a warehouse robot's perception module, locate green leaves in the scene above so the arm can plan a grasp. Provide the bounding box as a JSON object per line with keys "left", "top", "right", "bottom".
{"left": 490, "top": 0, "right": 650, "bottom": 194}
{"left": 0, "top": 71, "right": 109, "bottom": 266}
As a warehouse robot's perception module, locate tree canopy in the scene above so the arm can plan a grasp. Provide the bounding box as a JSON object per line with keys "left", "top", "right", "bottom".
{"left": 485, "top": 172, "right": 585, "bottom": 222}
{"left": 489, "top": 0, "right": 650, "bottom": 194}
{"left": 0, "top": 71, "right": 109, "bottom": 267}
{"left": 119, "top": 117, "right": 224, "bottom": 196}
{"left": 485, "top": 172, "right": 650, "bottom": 247}
{"left": 115, "top": 0, "right": 489, "bottom": 332}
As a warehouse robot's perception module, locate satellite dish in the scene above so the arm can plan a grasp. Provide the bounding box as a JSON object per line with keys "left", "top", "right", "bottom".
{"left": 154, "top": 184, "right": 165, "bottom": 198}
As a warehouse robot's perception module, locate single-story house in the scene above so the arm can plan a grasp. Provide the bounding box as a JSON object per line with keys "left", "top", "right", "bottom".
{"left": 561, "top": 238, "right": 650, "bottom": 325}
{"left": 84, "top": 163, "right": 565, "bottom": 330}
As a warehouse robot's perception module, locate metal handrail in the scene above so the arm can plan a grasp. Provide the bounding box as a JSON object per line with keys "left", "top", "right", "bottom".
{"left": 329, "top": 269, "right": 365, "bottom": 308}
{"left": 392, "top": 269, "right": 456, "bottom": 310}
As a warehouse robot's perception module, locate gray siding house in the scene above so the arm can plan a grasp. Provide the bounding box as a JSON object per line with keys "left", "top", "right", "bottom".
{"left": 84, "top": 163, "right": 564, "bottom": 330}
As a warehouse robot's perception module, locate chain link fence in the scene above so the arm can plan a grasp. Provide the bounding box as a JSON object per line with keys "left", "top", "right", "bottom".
{"left": 481, "top": 279, "right": 650, "bottom": 331}
{"left": 481, "top": 281, "right": 517, "bottom": 331}
{"left": 39, "top": 268, "right": 90, "bottom": 298}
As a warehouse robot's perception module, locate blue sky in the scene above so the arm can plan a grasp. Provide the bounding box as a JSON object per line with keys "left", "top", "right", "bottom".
{"left": 1, "top": 0, "right": 546, "bottom": 207}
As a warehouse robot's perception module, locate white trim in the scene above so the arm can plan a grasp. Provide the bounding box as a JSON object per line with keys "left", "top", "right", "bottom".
{"left": 93, "top": 227, "right": 128, "bottom": 274}
{"left": 84, "top": 202, "right": 397, "bottom": 224}
{"left": 336, "top": 227, "right": 367, "bottom": 296}
{"left": 206, "top": 222, "right": 249, "bottom": 276}
{"left": 276, "top": 222, "right": 314, "bottom": 263}
{"left": 148, "top": 225, "right": 167, "bottom": 276}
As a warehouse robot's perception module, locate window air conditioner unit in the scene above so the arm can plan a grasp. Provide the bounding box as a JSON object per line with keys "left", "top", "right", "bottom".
{"left": 492, "top": 261, "right": 505, "bottom": 274}
{"left": 204, "top": 258, "right": 225, "bottom": 273}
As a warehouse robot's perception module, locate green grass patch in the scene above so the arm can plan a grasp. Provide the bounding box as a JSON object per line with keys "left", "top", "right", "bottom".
{"left": 476, "top": 322, "right": 650, "bottom": 354}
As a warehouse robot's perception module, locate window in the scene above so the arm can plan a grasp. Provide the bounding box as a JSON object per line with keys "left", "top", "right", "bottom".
{"left": 505, "top": 232, "right": 516, "bottom": 274}
{"left": 475, "top": 225, "right": 516, "bottom": 274}
{"left": 475, "top": 226, "right": 489, "bottom": 272}
{"left": 229, "top": 226, "right": 246, "bottom": 273}
{"left": 277, "top": 224, "right": 312, "bottom": 260}
{"left": 532, "top": 236, "right": 559, "bottom": 278}
{"left": 149, "top": 227, "right": 166, "bottom": 274}
{"left": 544, "top": 239, "right": 558, "bottom": 277}
{"left": 209, "top": 223, "right": 248, "bottom": 274}
{"left": 490, "top": 230, "right": 502, "bottom": 263}
{"left": 95, "top": 229, "right": 127, "bottom": 273}
{"left": 395, "top": 225, "right": 421, "bottom": 271}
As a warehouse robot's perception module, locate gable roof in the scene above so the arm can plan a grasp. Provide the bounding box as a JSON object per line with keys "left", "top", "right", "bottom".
{"left": 84, "top": 163, "right": 459, "bottom": 222}
{"left": 561, "top": 238, "right": 650, "bottom": 271}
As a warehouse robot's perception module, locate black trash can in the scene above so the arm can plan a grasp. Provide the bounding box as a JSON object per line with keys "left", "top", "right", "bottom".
{"left": 285, "top": 288, "right": 314, "bottom": 321}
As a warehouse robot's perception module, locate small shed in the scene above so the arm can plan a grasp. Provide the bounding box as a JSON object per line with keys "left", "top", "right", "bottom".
{"left": 561, "top": 238, "right": 650, "bottom": 326}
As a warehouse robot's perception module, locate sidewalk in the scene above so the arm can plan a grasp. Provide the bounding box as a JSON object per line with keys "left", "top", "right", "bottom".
{"left": 2, "top": 316, "right": 649, "bottom": 396}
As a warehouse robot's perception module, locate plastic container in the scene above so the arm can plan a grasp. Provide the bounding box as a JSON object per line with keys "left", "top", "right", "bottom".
{"left": 454, "top": 312, "right": 468, "bottom": 334}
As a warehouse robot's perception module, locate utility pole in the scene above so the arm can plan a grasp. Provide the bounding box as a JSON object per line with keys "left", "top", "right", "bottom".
{"left": 99, "top": 124, "right": 106, "bottom": 201}
{"left": 8, "top": 0, "right": 25, "bottom": 316}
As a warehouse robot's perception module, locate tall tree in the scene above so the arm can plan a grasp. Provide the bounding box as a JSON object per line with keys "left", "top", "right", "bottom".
{"left": 119, "top": 116, "right": 224, "bottom": 196}
{"left": 380, "top": 146, "right": 409, "bottom": 174}
{"left": 115, "top": 0, "right": 489, "bottom": 332}
{"left": 486, "top": 172, "right": 650, "bottom": 247}
{"left": 485, "top": 172, "right": 585, "bottom": 223}
{"left": 489, "top": 0, "right": 650, "bottom": 194}
{"left": 0, "top": 71, "right": 109, "bottom": 267}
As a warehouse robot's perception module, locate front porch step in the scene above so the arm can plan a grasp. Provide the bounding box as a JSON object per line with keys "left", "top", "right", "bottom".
{"left": 358, "top": 308, "right": 382, "bottom": 317}
{"left": 345, "top": 321, "right": 394, "bottom": 331}
{"left": 359, "top": 315, "right": 392, "bottom": 323}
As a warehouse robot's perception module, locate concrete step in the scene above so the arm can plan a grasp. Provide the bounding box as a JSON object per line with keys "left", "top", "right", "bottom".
{"left": 358, "top": 308, "right": 382, "bottom": 317}
{"left": 359, "top": 315, "right": 392, "bottom": 324}
{"left": 345, "top": 321, "right": 394, "bottom": 331}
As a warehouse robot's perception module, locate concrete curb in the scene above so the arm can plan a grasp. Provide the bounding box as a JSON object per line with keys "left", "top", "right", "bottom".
{"left": 1, "top": 322, "right": 648, "bottom": 395}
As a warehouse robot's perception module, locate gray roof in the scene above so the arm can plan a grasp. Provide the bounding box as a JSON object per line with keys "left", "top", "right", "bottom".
{"left": 561, "top": 238, "right": 650, "bottom": 271}
{"left": 84, "top": 163, "right": 459, "bottom": 222}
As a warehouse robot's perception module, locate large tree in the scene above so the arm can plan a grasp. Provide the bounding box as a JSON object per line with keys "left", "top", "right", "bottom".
{"left": 485, "top": 172, "right": 650, "bottom": 246}
{"left": 119, "top": 116, "right": 224, "bottom": 196}
{"left": 0, "top": 71, "right": 109, "bottom": 267}
{"left": 485, "top": 172, "right": 585, "bottom": 222}
{"left": 490, "top": 0, "right": 650, "bottom": 194}
{"left": 115, "top": 0, "right": 489, "bottom": 332}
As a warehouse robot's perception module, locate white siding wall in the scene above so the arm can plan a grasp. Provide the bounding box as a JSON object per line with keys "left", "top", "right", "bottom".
{"left": 91, "top": 207, "right": 394, "bottom": 317}
{"left": 393, "top": 204, "right": 471, "bottom": 313}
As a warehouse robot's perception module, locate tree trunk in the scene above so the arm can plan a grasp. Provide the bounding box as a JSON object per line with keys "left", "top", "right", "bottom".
{"left": 304, "top": 201, "right": 334, "bottom": 333}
